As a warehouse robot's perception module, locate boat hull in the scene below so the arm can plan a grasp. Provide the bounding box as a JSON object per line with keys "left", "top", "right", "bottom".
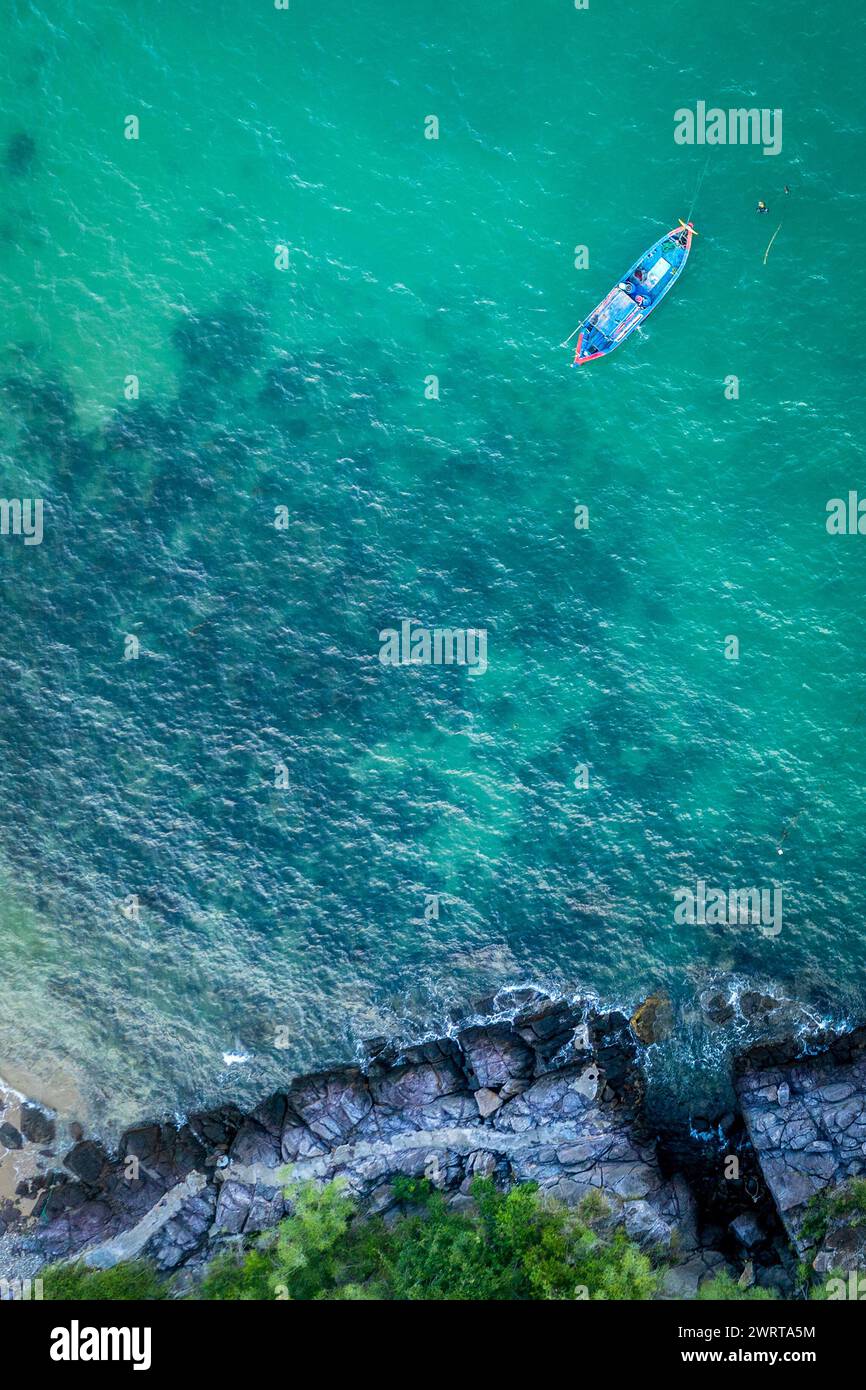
{"left": 573, "top": 223, "right": 694, "bottom": 365}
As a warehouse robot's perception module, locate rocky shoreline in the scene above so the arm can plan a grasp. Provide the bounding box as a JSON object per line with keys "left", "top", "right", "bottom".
{"left": 3, "top": 987, "right": 866, "bottom": 1296}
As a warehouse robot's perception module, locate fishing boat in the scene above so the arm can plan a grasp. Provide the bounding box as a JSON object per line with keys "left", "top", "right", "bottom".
{"left": 569, "top": 220, "right": 696, "bottom": 366}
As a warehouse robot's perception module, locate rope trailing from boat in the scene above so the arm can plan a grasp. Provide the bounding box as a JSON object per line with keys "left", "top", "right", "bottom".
{"left": 763, "top": 184, "right": 792, "bottom": 264}
{"left": 763, "top": 221, "right": 784, "bottom": 265}
{"left": 685, "top": 152, "right": 712, "bottom": 225}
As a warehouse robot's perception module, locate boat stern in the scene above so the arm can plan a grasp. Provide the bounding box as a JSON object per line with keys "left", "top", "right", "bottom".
{"left": 573, "top": 327, "right": 610, "bottom": 365}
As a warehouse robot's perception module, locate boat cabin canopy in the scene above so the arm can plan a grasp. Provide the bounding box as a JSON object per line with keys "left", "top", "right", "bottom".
{"left": 644, "top": 255, "right": 671, "bottom": 289}
{"left": 595, "top": 289, "right": 637, "bottom": 339}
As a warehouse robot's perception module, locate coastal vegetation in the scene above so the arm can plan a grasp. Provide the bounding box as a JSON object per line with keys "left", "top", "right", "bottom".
{"left": 40, "top": 1259, "right": 166, "bottom": 1301}
{"left": 696, "top": 1272, "right": 777, "bottom": 1301}
{"left": 44, "top": 1177, "right": 663, "bottom": 1301}
{"left": 799, "top": 1176, "right": 866, "bottom": 1251}
{"left": 199, "top": 1178, "right": 661, "bottom": 1301}
{"left": 38, "top": 1175, "right": 784, "bottom": 1302}
{"left": 30, "top": 1009, "right": 866, "bottom": 1303}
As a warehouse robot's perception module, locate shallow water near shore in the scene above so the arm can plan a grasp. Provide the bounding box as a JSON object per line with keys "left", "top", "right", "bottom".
{"left": 0, "top": 0, "right": 865, "bottom": 1136}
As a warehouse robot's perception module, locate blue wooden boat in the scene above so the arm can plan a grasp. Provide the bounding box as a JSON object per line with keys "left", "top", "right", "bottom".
{"left": 571, "top": 221, "right": 696, "bottom": 366}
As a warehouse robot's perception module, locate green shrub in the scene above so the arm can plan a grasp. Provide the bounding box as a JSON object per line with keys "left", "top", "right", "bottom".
{"left": 194, "top": 1176, "right": 661, "bottom": 1301}
{"left": 697, "top": 1271, "right": 777, "bottom": 1301}
{"left": 199, "top": 1178, "right": 392, "bottom": 1301}
{"left": 37, "top": 1174, "right": 672, "bottom": 1302}
{"left": 41, "top": 1259, "right": 166, "bottom": 1301}
{"left": 801, "top": 1178, "right": 866, "bottom": 1250}
{"left": 197, "top": 1245, "right": 281, "bottom": 1300}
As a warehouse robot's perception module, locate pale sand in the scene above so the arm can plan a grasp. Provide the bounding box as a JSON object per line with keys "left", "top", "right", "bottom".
{"left": 0, "top": 1060, "right": 87, "bottom": 1219}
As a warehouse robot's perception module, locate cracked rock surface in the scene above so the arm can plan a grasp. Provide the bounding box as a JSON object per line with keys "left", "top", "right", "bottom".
{"left": 736, "top": 1026, "right": 866, "bottom": 1268}
{"left": 14, "top": 995, "right": 866, "bottom": 1287}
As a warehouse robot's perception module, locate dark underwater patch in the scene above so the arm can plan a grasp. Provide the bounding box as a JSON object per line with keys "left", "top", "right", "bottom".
{"left": 4, "top": 132, "right": 37, "bottom": 177}
{"left": 104, "top": 400, "right": 182, "bottom": 457}
{"left": 259, "top": 359, "right": 314, "bottom": 410}
{"left": 172, "top": 297, "right": 267, "bottom": 384}
{"left": 0, "top": 367, "right": 95, "bottom": 487}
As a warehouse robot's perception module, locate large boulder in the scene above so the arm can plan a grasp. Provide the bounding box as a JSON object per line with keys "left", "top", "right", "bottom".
{"left": 280, "top": 1119, "right": 330, "bottom": 1164}
{"left": 458, "top": 1024, "right": 534, "bottom": 1091}
{"left": 285, "top": 1067, "right": 372, "bottom": 1148}
{"left": 213, "top": 1179, "right": 284, "bottom": 1238}
{"left": 474, "top": 1088, "right": 503, "bottom": 1119}
{"left": 630, "top": 993, "right": 674, "bottom": 1046}
{"left": 730, "top": 1210, "right": 765, "bottom": 1251}
{"left": 119, "top": 1122, "right": 207, "bottom": 1185}
{"left": 368, "top": 1056, "right": 466, "bottom": 1115}
{"left": 187, "top": 1106, "right": 245, "bottom": 1157}
{"left": 142, "top": 1185, "right": 217, "bottom": 1271}
{"left": 492, "top": 1067, "right": 601, "bottom": 1133}
{"left": 250, "top": 1093, "right": 288, "bottom": 1137}
{"left": 212, "top": 1179, "right": 252, "bottom": 1236}
{"left": 624, "top": 1199, "right": 676, "bottom": 1250}
{"left": 661, "top": 1250, "right": 729, "bottom": 1300}
{"left": 736, "top": 1034, "right": 866, "bottom": 1254}
{"left": 63, "top": 1141, "right": 109, "bottom": 1186}
{"left": 514, "top": 999, "right": 586, "bottom": 1074}
{"left": 0, "top": 1123, "right": 22, "bottom": 1151}
{"left": 229, "top": 1120, "right": 282, "bottom": 1169}
{"left": 20, "top": 1103, "right": 55, "bottom": 1145}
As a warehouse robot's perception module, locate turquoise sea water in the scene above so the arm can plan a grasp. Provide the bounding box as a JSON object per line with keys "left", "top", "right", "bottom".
{"left": 1, "top": 0, "right": 865, "bottom": 1130}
